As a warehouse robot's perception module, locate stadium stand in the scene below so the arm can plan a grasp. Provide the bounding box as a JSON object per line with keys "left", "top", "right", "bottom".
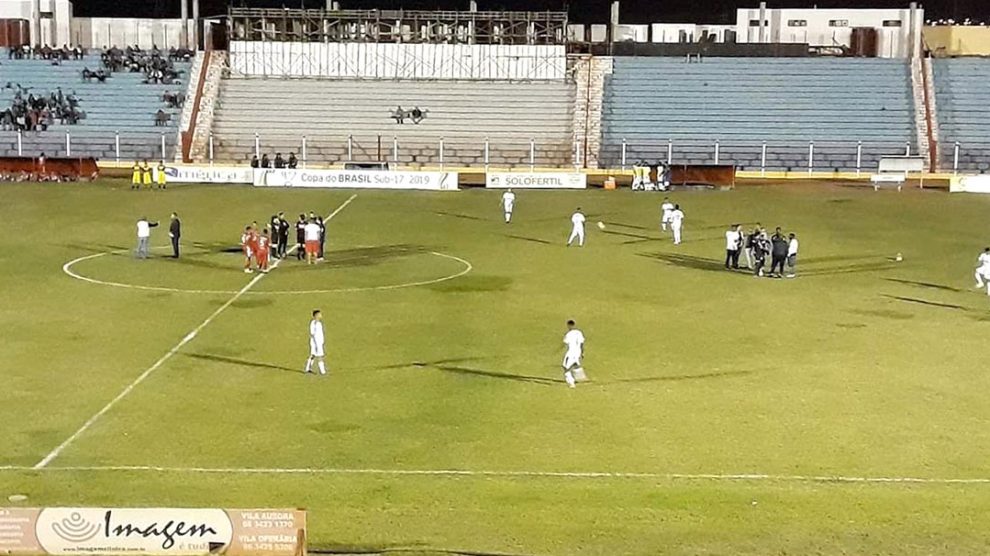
{"left": 211, "top": 78, "right": 575, "bottom": 167}
{"left": 932, "top": 58, "right": 990, "bottom": 173}
{"left": 600, "top": 57, "right": 917, "bottom": 171}
{"left": 0, "top": 49, "right": 189, "bottom": 161}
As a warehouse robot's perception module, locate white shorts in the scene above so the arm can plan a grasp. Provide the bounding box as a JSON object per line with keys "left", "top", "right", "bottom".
{"left": 662, "top": 213, "right": 672, "bottom": 223}
{"left": 979, "top": 266, "right": 990, "bottom": 279}
{"left": 562, "top": 351, "right": 581, "bottom": 369}
{"left": 310, "top": 340, "right": 324, "bottom": 358}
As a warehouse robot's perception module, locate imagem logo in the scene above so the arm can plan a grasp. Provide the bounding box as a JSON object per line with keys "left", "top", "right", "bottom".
{"left": 50, "top": 512, "right": 99, "bottom": 543}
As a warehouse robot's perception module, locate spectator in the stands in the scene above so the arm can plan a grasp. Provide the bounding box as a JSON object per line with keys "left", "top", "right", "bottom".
{"left": 260, "top": 154, "right": 271, "bottom": 168}
{"left": 274, "top": 153, "right": 285, "bottom": 168}
{"left": 154, "top": 109, "right": 169, "bottom": 127}
{"left": 287, "top": 153, "right": 298, "bottom": 169}
{"left": 250, "top": 155, "right": 260, "bottom": 168}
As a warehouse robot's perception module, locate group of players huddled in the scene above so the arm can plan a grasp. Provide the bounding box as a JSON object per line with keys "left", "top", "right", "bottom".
{"left": 240, "top": 212, "right": 326, "bottom": 273}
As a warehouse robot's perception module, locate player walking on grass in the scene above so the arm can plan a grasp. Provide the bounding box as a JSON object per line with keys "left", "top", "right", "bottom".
{"left": 241, "top": 225, "right": 255, "bottom": 273}
{"left": 660, "top": 197, "right": 674, "bottom": 232}
{"left": 670, "top": 204, "right": 684, "bottom": 245}
{"left": 974, "top": 247, "right": 990, "bottom": 295}
{"left": 562, "top": 320, "right": 587, "bottom": 388}
{"left": 305, "top": 309, "right": 327, "bottom": 375}
{"left": 501, "top": 188, "right": 516, "bottom": 223}
{"left": 567, "top": 208, "right": 586, "bottom": 247}
{"left": 786, "top": 233, "right": 799, "bottom": 278}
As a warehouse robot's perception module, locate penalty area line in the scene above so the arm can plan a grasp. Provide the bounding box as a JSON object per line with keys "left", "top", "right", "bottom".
{"left": 33, "top": 194, "right": 358, "bottom": 469}
{"left": 4, "top": 465, "right": 990, "bottom": 486}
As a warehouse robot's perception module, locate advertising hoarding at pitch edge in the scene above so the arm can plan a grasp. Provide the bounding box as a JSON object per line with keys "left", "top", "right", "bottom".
{"left": 256, "top": 169, "right": 459, "bottom": 191}
{"left": 950, "top": 176, "right": 990, "bottom": 193}
{"left": 0, "top": 508, "right": 306, "bottom": 556}
{"left": 485, "top": 172, "right": 587, "bottom": 189}
{"left": 163, "top": 166, "right": 256, "bottom": 184}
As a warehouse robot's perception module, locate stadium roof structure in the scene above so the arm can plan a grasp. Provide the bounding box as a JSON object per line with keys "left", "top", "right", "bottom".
{"left": 228, "top": 7, "right": 569, "bottom": 45}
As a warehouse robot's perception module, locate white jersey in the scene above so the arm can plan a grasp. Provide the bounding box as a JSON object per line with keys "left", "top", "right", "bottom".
{"left": 788, "top": 238, "right": 799, "bottom": 256}
{"left": 309, "top": 319, "right": 325, "bottom": 356}
{"left": 571, "top": 212, "right": 586, "bottom": 230}
{"left": 661, "top": 202, "right": 674, "bottom": 220}
{"left": 563, "top": 329, "right": 585, "bottom": 356}
{"left": 725, "top": 230, "right": 740, "bottom": 250}
{"left": 304, "top": 222, "right": 321, "bottom": 241}
{"left": 979, "top": 252, "right": 990, "bottom": 269}
{"left": 502, "top": 191, "right": 516, "bottom": 210}
{"left": 136, "top": 220, "right": 152, "bottom": 238}
{"left": 670, "top": 209, "right": 684, "bottom": 228}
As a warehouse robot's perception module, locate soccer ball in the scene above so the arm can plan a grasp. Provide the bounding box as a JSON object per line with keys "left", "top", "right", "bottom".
{"left": 597, "top": 222, "right": 606, "bottom": 230}
{"left": 895, "top": 253, "right": 903, "bottom": 262}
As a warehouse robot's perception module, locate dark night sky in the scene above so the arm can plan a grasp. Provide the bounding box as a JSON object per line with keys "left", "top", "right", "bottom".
{"left": 73, "top": 0, "right": 985, "bottom": 25}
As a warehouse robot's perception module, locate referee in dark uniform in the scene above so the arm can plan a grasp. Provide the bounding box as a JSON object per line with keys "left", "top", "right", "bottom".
{"left": 169, "top": 212, "right": 181, "bottom": 258}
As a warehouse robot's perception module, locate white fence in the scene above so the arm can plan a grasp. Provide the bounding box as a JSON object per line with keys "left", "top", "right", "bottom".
{"left": 228, "top": 42, "right": 567, "bottom": 80}
{"left": 71, "top": 18, "right": 194, "bottom": 49}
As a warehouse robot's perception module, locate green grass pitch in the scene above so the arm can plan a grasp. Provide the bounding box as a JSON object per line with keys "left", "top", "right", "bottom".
{"left": 2, "top": 180, "right": 990, "bottom": 555}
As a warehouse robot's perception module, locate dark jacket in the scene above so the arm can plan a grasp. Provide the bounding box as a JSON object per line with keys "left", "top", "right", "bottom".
{"left": 169, "top": 218, "right": 181, "bottom": 238}
{"left": 771, "top": 234, "right": 788, "bottom": 257}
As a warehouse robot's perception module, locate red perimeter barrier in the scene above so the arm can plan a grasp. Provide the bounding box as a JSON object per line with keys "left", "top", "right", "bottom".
{"left": 0, "top": 156, "right": 99, "bottom": 180}
{"left": 669, "top": 164, "right": 736, "bottom": 187}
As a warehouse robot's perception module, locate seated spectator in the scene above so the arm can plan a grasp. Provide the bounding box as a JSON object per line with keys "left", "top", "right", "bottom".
{"left": 391, "top": 105, "right": 406, "bottom": 124}
{"left": 260, "top": 154, "right": 271, "bottom": 168}
{"left": 410, "top": 106, "right": 427, "bottom": 124}
{"left": 154, "top": 109, "right": 169, "bottom": 127}
{"left": 287, "top": 153, "right": 298, "bottom": 169}
{"left": 250, "top": 155, "right": 260, "bottom": 168}
{"left": 274, "top": 153, "right": 285, "bottom": 168}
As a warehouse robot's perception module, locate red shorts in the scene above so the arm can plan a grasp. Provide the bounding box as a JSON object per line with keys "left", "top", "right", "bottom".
{"left": 257, "top": 250, "right": 270, "bottom": 266}
{"left": 305, "top": 240, "right": 319, "bottom": 255}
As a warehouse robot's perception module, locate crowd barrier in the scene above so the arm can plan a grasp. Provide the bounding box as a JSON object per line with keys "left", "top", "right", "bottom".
{"left": 0, "top": 156, "right": 99, "bottom": 179}
{"left": 950, "top": 176, "right": 990, "bottom": 193}
{"left": 254, "top": 168, "right": 460, "bottom": 191}
{"left": 485, "top": 172, "right": 587, "bottom": 189}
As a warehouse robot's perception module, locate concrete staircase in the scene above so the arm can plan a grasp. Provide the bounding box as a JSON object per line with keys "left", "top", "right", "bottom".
{"left": 571, "top": 55, "right": 613, "bottom": 169}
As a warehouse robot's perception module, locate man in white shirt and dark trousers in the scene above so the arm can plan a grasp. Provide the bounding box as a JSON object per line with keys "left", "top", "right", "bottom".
{"left": 724, "top": 224, "right": 742, "bottom": 269}
{"left": 561, "top": 320, "right": 587, "bottom": 388}
{"left": 501, "top": 189, "right": 515, "bottom": 223}
{"left": 567, "top": 208, "right": 586, "bottom": 247}
{"left": 305, "top": 309, "right": 327, "bottom": 375}
{"left": 135, "top": 216, "right": 159, "bottom": 259}
{"left": 786, "top": 233, "right": 799, "bottom": 278}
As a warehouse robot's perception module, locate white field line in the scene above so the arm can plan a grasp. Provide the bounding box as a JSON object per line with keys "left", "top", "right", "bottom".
{"left": 34, "top": 194, "right": 358, "bottom": 469}
{"left": 4, "top": 465, "right": 990, "bottom": 486}
{"left": 63, "top": 250, "right": 472, "bottom": 296}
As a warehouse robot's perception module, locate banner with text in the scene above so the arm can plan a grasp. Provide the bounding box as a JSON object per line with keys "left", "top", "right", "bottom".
{"left": 256, "top": 169, "right": 458, "bottom": 191}
{"left": 485, "top": 172, "right": 587, "bottom": 189}
{"left": 950, "top": 176, "right": 990, "bottom": 193}
{"left": 163, "top": 166, "right": 255, "bottom": 184}
{"left": 0, "top": 508, "right": 306, "bottom": 556}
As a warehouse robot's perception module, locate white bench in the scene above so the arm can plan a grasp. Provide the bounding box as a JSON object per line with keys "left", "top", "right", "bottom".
{"left": 871, "top": 156, "right": 926, "bottom": 191}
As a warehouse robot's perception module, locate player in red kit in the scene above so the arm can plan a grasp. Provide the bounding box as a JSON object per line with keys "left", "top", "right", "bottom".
{"left": 241, "top": 225, "right": 255, "bottom": 273}
{"left": 257, "top": 228, "right": 272, "bottom": 273}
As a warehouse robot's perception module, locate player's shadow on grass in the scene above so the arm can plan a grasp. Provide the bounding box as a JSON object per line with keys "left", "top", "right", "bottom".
{"left": 430, "top": 364, "right": 558, "bottom": 386}
{"left": 880, "top": 294, "right": 968, "bottom": 311}
{"left": 183, "top": 353, "right": 300, "bottom": 374}
{"left": 504, "top": 234, "right": 552, "bottom": 245}
{"left": 326, "top": 245, "right": 428, "bottom": 268}
{"left": 638, "top": 252, "right": 725, "bottom": 272}
{"left": 883, "top": 278, "right": 963, "bottom": 293}
{"left": 434, "top": 210, "right": 485, "bottom": 221}
{"left": 800, "top": 261, "right": 899, "bottom": 276}
{"left": 606, "top": 369, "right": 753, "bottom": 384}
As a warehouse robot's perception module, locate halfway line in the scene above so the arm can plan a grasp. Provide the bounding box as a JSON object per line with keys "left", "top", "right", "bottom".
{"left": 34, "top": 194, "right": 358, "bottom": 469}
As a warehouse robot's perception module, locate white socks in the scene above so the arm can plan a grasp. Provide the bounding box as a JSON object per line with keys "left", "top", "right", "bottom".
{"left": 505, "top": 213, "right": 511, "bottom": 223}
{"left": 573, "top": 367, "right": 587, "bottom": 382}
{"left": 304, "top": 357, "right": 313, "bottom": 373}
{"left": 564, "top": 370, "right": 576, "bottom": 388}
{"left": 976, "top": 271, "right": 984, "bottom": 288}
{"left": 318, "top": 360, "right": 326, "bottom": 375}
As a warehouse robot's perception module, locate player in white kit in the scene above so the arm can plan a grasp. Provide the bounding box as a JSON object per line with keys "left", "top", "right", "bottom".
{"left": 660, "top": 198, "right": 675, "bottom": 232}
{"left": 567, "top": 208, "right": 586, "bottom": 247}
{"left": 975, "top": 248, "right": 990, "bottom": 295}
{"left": 304, "top": 309, "right": 327, "bottom": 375}
{"left": 501, "top": 189, "right": 516, "bottom": 223}
{"left": 561, "top": 320, "right": 587, "bottom": 388}
{"left": 670, "top": 204, "right": 685, "bottom": 245}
